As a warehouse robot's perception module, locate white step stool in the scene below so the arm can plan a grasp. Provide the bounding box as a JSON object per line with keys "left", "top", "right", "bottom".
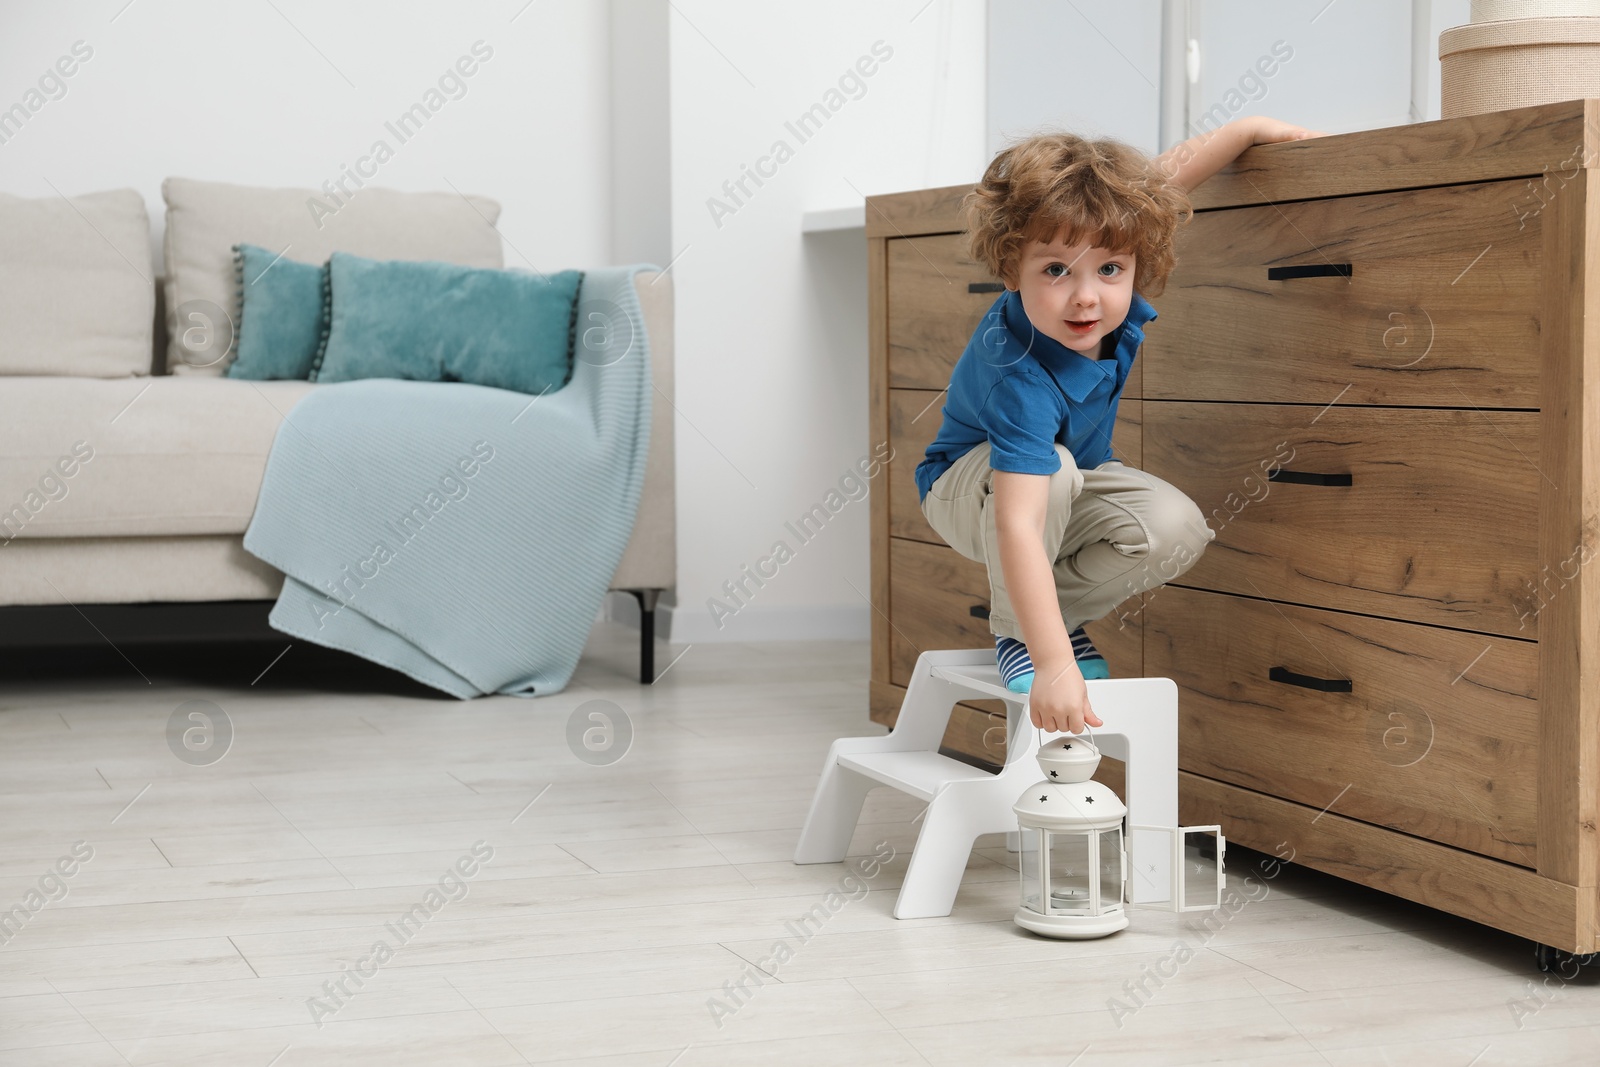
{"left": 795, "top": 648, "right": 1179, "bottom": 919}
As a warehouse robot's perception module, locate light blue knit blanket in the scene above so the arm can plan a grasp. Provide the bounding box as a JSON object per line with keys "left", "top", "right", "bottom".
{"left": 241, "top": 265, "right": 654, "bottom": 698}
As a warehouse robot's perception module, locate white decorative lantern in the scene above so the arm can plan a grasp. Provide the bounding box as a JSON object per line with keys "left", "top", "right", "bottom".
{"left": 1014, "top": 736, "right": 1226, "bottom": 939}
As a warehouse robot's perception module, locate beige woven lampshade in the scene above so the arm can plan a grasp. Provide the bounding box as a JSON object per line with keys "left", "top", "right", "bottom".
{"left": 1471, "top": 0, "right": 1600, "bottom": 20}
{"left": 1441, "top": 15, "right": 1600, "bottom": 118}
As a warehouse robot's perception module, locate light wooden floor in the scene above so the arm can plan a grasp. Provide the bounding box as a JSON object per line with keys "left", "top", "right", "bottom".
{"left": 2, "top": 622, "right": 1597, "bottom": 1066}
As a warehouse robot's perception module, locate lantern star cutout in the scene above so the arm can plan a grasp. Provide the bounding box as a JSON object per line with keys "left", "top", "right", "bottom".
{"left": 1084, "top": 796, "right": 1095, "bottom": 804}
{"left": 1039, "top": 795, "right": 1049, "bottom": 803}
{"left": 1049, "top": 770, "right": 1058, "bottom": 778}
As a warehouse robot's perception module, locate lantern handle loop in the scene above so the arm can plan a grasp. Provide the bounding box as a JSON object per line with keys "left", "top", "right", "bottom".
{"left": 1036, "top": 723, "right": 1100, "bottom": 747}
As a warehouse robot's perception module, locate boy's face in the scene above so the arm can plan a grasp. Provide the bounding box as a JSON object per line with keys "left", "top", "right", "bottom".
{"left": 1007, "top": 232, "right": 1135, "bottom": 356}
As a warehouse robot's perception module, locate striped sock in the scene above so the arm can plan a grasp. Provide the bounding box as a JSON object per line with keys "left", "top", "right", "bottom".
{"left": 995, "top": 635, "right": 1035, "bottom": 693}
{"left": 1071, "top": 626, "right": 1110, "bottom": 680}
{"left": 996, "top": 629, "right": 1111, "bottom": 693}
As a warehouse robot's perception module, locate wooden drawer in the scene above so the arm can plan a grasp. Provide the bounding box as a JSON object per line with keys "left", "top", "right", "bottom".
{"left": 887, "top": 234, "right": 1005, "bottom": 391}
{"left": 1144, "top": 400, "right": 1539, "bottom": 637}
{"left": 885, "top": 234, "right": 1144, "bottom": 400}
{"left": 1150, "top": 585, "right": 1538, "bottom": 866}
{"left": 888, "top": 536, "right": 1143, "bottom": 689}
{"left": 886, "top": 389, "right": 948, "bottom": 544}
{"left": 1178, "top": 773, "right": 1584, "bottom": 953}
{"left": 887, "top": 391, "right": 1144, "bottom": 545}
{"left": 1140, "top": 179, "right": 1540, "bottom": 408}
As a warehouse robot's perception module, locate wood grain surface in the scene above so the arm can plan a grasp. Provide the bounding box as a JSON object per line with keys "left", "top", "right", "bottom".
{"left": 1144, "top": 401, "right": 1540, "bottom": 637}
{"left": 1179, "top": 772, "right": 1592, "bottom": 953}
{"left": 1141, "top": 180, "right": 1543, "bottom": 409}
{"left": 1149, "top": 585, "right": 1538, "bottom": 866}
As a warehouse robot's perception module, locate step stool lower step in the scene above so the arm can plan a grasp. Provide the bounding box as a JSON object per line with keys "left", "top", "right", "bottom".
{"left": 836, "top": 750, "right": 996, "bottom": 803}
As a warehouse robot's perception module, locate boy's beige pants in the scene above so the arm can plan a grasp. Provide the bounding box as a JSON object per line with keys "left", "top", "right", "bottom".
{"left": 919, "top": 442, "right": 1216, "bottom": 640}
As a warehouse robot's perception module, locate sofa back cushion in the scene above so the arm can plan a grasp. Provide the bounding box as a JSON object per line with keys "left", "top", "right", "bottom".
{"left": 0, "top": 188, "right": 153, "bottom": 378}
{"left": 161, "top": 176, "right": 504, "bottom": 375}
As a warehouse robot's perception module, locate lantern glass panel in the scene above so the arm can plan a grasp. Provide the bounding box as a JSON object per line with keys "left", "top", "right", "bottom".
{"left": 1097, "top": 826, "right": 1125, "bottom": 909}
{"left": 1018, "top": 828, "right": 1044, "bottom": 914}
{"left": 1182, "top": 828, "right": 1224, "bottom": 908}
{"left": 1046, "top": 831, "right": 1093, "bottom": 914}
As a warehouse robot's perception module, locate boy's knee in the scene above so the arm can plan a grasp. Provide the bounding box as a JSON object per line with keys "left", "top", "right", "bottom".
{"left": 1147, "top": 491, "right": 1215, "bottom": 576}
{"left": 1163, "top": 492, "right": 1214, "bottom": 546}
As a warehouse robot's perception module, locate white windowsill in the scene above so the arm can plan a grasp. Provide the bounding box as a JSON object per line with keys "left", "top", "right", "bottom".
{"left": 800, "top": 205, "right": 866, "bottom": 233}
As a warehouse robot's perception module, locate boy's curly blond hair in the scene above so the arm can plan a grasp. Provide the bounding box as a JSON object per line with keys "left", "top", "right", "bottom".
{"left": 965, "top": 131, "right": 1193, "bottom": 299}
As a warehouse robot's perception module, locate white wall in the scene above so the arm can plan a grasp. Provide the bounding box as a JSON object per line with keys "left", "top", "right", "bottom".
{"left": 987, "top": 1, "right": 1164, "bottom": 156}
{"left": 0, "top": 0, "right": 613, "bottom": 276}
{"left": 662, "top": 0, "right": 987, "bottom": 644}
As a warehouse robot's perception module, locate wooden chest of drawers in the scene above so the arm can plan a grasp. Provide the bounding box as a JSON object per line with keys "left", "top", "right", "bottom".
{"left": 865, "top": 99, "right": 1600, "bottom": 953}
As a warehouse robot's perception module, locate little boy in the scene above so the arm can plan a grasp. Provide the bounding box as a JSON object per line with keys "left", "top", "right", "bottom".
{"left": 915, "top": 116, "right": 1326, "bottom": 736}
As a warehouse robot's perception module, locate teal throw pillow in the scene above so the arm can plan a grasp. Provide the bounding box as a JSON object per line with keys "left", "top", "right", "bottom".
{"left": 224, "top": 243, "right": 328, "bottom": 380}
{"left": 309, "top": 252, "right": 582, "bottom": 396}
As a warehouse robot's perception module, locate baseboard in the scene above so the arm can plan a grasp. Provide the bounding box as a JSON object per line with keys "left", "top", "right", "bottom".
{"left": 605, "top": 592, "right": 870, "bottom": 644}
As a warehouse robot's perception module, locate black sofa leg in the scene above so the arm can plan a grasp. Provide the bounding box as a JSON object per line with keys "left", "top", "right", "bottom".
{"left": 626, "top": 589, "right": 661, "bottom": 684}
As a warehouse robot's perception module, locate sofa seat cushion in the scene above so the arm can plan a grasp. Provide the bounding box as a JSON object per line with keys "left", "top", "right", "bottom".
{"left": 0, "top": 376, "right": 316, "bottom": 539}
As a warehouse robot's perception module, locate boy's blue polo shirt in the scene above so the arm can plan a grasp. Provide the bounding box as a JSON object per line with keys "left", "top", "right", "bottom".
{"left": 914, "top": 287, "right": 1158, "bottom": 503}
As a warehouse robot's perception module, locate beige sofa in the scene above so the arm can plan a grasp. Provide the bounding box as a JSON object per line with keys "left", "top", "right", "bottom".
{"left": 0, "top": 180, "right": 675, "bottom": 682}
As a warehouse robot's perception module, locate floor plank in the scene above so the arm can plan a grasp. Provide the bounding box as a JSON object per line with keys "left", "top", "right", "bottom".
{"left": 2, "top": 622, "right": 1595, "bottom": 1065}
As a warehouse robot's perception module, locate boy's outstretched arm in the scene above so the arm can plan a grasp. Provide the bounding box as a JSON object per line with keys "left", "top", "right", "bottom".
{"left": 992, "top": 470, "right": 1103, "bottom": 735}
{"left": 1151, "top": 115, "right": 1329, "bottom": 195}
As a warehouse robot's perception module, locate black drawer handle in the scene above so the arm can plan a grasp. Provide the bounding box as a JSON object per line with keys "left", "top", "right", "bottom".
{"left": 1269, "top": 665, "right": 1352, "bottom": 693}
{"left": 969, "top": 603, "right": 991, "bottom": 620}
{"left": 968, "top": 282, "right": 1005, "bottom": 294}
{"left": 1267, "top": 263, "right": 1353, "bottom": 281}
{"left": 1269, "top": 469, "right": 1353, "bottom": 487}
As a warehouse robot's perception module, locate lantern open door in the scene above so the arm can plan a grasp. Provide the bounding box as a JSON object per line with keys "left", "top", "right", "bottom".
{"left": 1129, "top": 824, "right": 1226, "bottom": 911}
